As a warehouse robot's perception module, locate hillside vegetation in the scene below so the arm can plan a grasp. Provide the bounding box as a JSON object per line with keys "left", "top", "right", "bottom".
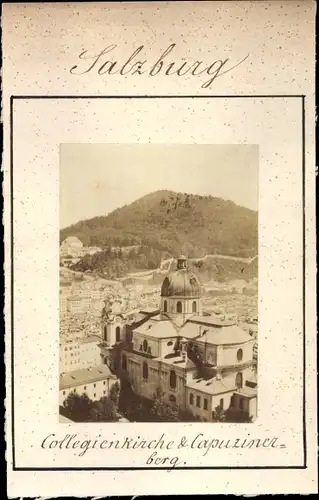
{"left": 61, "top": 190, "right": 258, "bottom": 265}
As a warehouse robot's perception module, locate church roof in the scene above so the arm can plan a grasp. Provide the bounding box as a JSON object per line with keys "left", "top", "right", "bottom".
{"left": 134, "top": 318, "right": 179, "bottom": 339}
{"left": 189, "top": 314, "right": 236, "bottom": 327}
{"left": 161, "top": 269, "right": 201, "bottom": 298}
{"left": 179, "top": 321, "right": 253, "bottom": 345}
{"left": 186, "top": 377, "right": 236, "bottom": 396}
{"left": 160, "top": 354, "right": 196, "bottom": 370}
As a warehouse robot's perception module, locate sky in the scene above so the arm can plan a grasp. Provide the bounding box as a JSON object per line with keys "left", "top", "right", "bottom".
{"left": 60, "top": 143, "right": 258, "bottom": 228}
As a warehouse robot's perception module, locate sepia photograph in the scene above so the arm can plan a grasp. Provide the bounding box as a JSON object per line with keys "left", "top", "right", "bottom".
{"left": 59, "top": 143, "right": 258, "bottom": 424}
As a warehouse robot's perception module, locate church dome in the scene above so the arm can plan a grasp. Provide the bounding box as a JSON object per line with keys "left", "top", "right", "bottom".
{"left": 161, "top": 255, "right": 201, "bottom": 298}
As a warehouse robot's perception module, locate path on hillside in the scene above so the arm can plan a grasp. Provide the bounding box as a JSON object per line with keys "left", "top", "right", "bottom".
{"left": 160, "top": 253, "right": 258, "bottom": 271}
{"left": 126, "top": 253, "right": 258, "bottom": 279}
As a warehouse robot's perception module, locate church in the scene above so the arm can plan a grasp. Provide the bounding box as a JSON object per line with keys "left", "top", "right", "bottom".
{"left": 100, "top": 255, "right": 257, "bottom": 422}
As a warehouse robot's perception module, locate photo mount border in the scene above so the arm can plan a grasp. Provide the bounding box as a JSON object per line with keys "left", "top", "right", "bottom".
{"left": 9, "top": 94, "right": 306, "bottom": 472}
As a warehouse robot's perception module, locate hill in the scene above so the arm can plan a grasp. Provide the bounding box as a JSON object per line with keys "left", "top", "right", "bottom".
{"left": 61, "top": 190, "right": 258, "bottom": 263}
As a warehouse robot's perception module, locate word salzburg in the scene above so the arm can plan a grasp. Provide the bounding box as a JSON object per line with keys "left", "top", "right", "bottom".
{"left": 70, "top": 43, "right": 249, "bottom": 88}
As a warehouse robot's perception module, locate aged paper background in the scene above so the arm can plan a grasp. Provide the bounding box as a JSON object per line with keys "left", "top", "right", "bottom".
{"left": 2, "top": 1, "right": 316, "bottom": 496}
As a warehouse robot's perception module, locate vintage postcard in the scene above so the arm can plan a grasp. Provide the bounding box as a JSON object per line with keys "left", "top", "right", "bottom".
{"left": 59, "top": 143, "right": 258, "bottom": 426}
{"left": 2, "top": 1, "right": 317, "bottom": 497}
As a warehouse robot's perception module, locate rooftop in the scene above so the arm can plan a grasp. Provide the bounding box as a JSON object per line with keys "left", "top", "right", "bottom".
{"left": 134, "top": 318, "right": 178, "bottom": 339}
{"left": 139, "top": 307, "right": 160, "bottom": 315}
{"left": 61, "top": 236, "right": 83, "bottom": 245}
{"left": 179, "top": 322, "right": 253, "bottom": 345}
{"left": 159, "top": 354, "right": 196, "bottom": 370}
{"left": 189, "top": 314, "right": 236, "bottom": 327}
{"left": 186, "top": 377, "right": 236, "bottom": 396}
{"left": 82, "top": 334, "right": 102, "bottom": 344}
{"left": 60, "top": 364, "right": 116, "bottom": 390}
{"left": 235, "top": 386, "right": 257, "bottom": 399}
{"left": 60, "top": 334, "right": 102, "bottom": 346}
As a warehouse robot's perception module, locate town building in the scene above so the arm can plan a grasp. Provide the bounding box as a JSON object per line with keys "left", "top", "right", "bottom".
{"left": 101, "top": 255, "right": 257, "bottom": 422}
{"left": 60, "top": 236, "right": 84, "bottom": 257}
{"left": 59, "top": 364, "right": 118, "bottom": 405}
{"left": 67, "top": 295, "right": 91, "bottom": 315}
{"left": 60, "top": 335, "right": 103, "bottom": 373}
{"left": 60, "top": 236, "right": 102, "bottom": 266}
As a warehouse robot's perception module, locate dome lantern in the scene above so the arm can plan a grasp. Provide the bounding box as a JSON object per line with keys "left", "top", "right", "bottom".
{"left": 177, "top": 254, "right": 187, "bottom": 270}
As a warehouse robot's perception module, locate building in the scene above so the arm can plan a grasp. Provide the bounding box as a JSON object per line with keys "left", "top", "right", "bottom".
{"left": 60, "top": 236, "right": 84, "bottom": 257}
{"left": 67, "top": 295, "right": 91, "bottom": 315}
{"left": 82, "top": 245, "right": 102, "bottom": 255}
{"left": 59, "top": 364, "right": 119, "bottom": 405}
{"left": 101, "top": 255, "right": 257, "bottom": 422}
{"left": 60, "top": 335, "right": 103, "bottom": 373}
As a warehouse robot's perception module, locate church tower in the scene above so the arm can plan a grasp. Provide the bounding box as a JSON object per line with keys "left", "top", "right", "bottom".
{"left": 101, "top": 300, "right": 126, "bottom": 346}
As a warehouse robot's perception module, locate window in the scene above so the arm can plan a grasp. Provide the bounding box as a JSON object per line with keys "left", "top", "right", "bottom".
{"left": 164, "top": 300, "right": 168, "bottom": 312}
{"left": 104, "top": 325, "right": 107, "bottom": 341}
{"left": 237, "top": 348, "right": 243, "bottom": 361}
{"left": 94, "top": 393, "right": 96, "bottom": 398}
{"left": 239, "top": 398, "right": 244, "bottom": 410}
{"left": 103, "top": 390, "right": 106, "bottom": 395}
{"left": 94, "top": 383, "right": 96, "bottom": 388}
{"left": 84, "top": 386, "right": 86, "bottom": 390}
{"left": 235, "top": 372, "right": 243, "bottom": 389}
{"left": 170, "top": 370, "right": 177, "bottom": 389}
{"left": 63, "top": 391, "right": 66, "bottom": 395}
{"left": 103, "top": 381, "right": 106, "bottom": 385}
{"left": 220, "top": 398, "right": 224, "bottom": 410}
{"left": 192, "top": 301, "right": 197, "bottom": 313}
{"left": 167, "top": 341, "right": 173, "bottom": 346}
{"left": 176, "top": 301, "right": 182, "bottom": 313}
{"left": 189, "top": 393, "right": 194, "bottom": 405}
{"left": 196, "top": 396, "right": 201, "bottom": 408}
{"left": 143, "top": 339, "right": 148, "bottom": 352}
{"left": 203, "top": 398, "right": 208, "bottom": 410}
{"left": 142, "top": 362, "right": 148, "bottom": 380}
{"left": 122, "top": 354, "right": 127, "bottom": 372}
{"left": 116, "top": 326, "right": 121, "bottom": 342}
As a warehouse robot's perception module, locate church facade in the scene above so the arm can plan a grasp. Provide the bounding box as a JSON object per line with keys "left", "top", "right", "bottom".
{"left": 101, "top": 256, "right": 257, "bottom": 422}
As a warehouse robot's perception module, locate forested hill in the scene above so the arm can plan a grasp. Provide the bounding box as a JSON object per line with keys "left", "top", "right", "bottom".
{"left": 61, "top": 190, "right": 258, "bottom": 259}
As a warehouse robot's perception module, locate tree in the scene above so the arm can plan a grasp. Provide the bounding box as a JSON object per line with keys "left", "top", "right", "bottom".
{"left": 109, "top": 381, "right": 120, "bottom": 408}
{"left": 63, "top": 392, "right": 93, "bottom": 422}
{"left": 179, "top": 408, "right": 201, "bottom": 422}
{"left": 93, "top": 397, "right": 118, "bottom": 422}
{"left": 225, "top": 407, "right": 252, "bottom": 423}
{"left": 149, "top": 389, "right": 179, "bottom": 422}
{"left": 212, "top": 405, "right": 227, "bottom": 422}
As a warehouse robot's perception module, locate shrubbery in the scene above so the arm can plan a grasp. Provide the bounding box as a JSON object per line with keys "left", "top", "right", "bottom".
{"left": 62, "top": 392, "right": 118, "bottom": 422}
